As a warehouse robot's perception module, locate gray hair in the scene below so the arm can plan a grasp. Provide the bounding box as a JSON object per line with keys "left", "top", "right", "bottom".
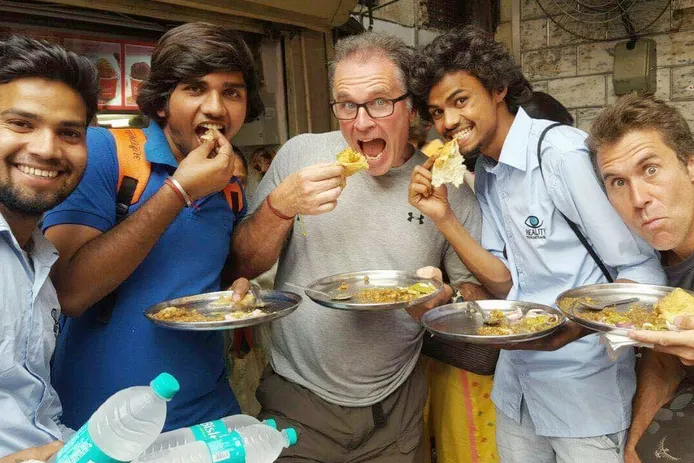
{"left": 329, "top": 32, "right": 413, "bottom": 107}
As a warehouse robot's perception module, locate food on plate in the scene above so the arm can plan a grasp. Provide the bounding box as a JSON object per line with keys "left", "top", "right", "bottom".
{"left": 353, "top": 282, "right": 436, "bottom": 303}
{"left": 337, "top": 147, "right": 369, "bottom": 175}
{"left": 149, "top": 293, "right": 265, "bottom": 323}
{"left": 476, "top": 308, "right": 560, "bottom": 336}
{"left": 655, "top": 287, "right": 694, "bottom": 324}
{"left": 424, "top": 139, "right": 465, "bottom": 188}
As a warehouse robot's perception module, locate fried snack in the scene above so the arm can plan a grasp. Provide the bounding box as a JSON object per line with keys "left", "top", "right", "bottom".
{"left": 655, "top": 288, "right": 694, "bottom": 323}
{"left": 337, "top": 147, "right": 368, "bottom": 176}
{"left": 424, "top": 139, "right": 465, "bottom": 188}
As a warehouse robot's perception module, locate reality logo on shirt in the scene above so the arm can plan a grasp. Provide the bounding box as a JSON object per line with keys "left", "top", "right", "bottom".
{"left": 524, "top": 215, "right": 546, "bottom": 240}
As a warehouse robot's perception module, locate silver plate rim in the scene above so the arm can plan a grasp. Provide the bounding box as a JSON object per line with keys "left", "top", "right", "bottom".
{"left": 303, "top": 270, "right": 444, "bottom": 311}
{"left": 144, "top": 290, "right": 302, "bottom": 331}
{"left": 421, "top": 300, "right": 566, "bottom": 345}
{"left": 555, "top": 283, "right": 693, "bottom": 334}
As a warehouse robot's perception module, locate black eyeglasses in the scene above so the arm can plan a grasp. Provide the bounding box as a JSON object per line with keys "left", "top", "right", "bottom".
{"left": 329, "top": 93, "right": 409, "bottom": 120}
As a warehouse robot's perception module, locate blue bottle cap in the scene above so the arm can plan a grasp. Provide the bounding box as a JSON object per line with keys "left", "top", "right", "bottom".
{"left": 262, "top": 418, "right": 278, "bottom": 430}
{"left": 151, "top": 372, "right": 180, "bottom": 400}
{"left": 283, "top": 427, "right": 298, "bottom": 446}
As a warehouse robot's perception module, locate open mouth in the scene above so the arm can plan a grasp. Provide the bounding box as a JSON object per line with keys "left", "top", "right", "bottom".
{"left": 16, "top": 164, "right": 60, "bottom": 178}
{"left": 357, "top": 138, "right": 386, "bottom": 162}
{"left": 451, "top": 126, "right": 473, "bottom": 144}
{"left": 196, "top": 122, "right": 226, "bottom": 142}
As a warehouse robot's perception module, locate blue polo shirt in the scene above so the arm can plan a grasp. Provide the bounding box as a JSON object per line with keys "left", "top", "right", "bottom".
{"left": 42, "top": 122, "right": 244, "bottom": 431}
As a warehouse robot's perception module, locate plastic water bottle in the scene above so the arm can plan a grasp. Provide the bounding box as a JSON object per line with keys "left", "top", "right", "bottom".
{"left": 140, "top": 415, "right": 278, "bottom": 455}
{"left": 136, "top": 423, "right": 298, "bottom": 463}
{"left": 51, "top": 373, "right": 180, "bottom": 463}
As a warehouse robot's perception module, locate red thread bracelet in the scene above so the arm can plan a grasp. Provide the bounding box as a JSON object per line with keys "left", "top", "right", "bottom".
{"left": 165, "top": 178, "right": 188, "bottom": 207}
{"left": 266, "top": 195, "right": 294, "bottom": 220}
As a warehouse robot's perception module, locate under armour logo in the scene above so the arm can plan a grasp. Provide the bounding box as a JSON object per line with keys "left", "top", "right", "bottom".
{"left": 407, "top": 212, "right": 424, "bottom": 224}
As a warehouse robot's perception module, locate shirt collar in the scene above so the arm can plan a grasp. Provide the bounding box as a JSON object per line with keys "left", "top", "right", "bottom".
{"left": 497, "top": 107, "right": 532, "bottom": 172}
{"left": 0, "top": 212, "right": 58, "bottom": 268}
{"left": 143, "top": 121, "right": 179, "bottom": 168}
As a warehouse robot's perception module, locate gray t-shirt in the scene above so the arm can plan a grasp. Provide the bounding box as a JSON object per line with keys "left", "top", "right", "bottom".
{"left": 250, "top": 131, "right": 481, "bottom": 406}
{"left": 636, "top": 253, "right": 694, "bottom": 462}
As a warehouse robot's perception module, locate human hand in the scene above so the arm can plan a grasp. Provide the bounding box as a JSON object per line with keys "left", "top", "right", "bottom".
{"left": 0, "top": 441, "right": 63, "bottom": 463}
{"left": 488, "top": 320, "right": 590, "bottom": 351}
{"left": 172, "top": 129, "right": 237, "bottom": 200}
{"left": 406, "top": 266, "right": 452, "bottom": 322}
{"left": 624, "top": 444, "right": 642, "bottom": 463}
{"left": 268, "top": 162, "right": 345, "bottom": 217}
{"left": 408, "top": 156, "right": 451, "bottom": 223}
{"left": 628, "top": 315, "right": 694, "bottom": 366}
{"left": 225, "top": 278, "right": 251, "bottom": 302}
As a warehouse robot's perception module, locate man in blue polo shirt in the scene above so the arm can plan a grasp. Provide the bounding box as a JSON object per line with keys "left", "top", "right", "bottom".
{"left": 42, "top": 22, "right": 264, "bottom": 431}
{"left": 408, "top": 26, "right": 665, "bottom": 462}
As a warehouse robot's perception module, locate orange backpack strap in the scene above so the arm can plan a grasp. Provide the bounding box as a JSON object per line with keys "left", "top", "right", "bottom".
{"left": 223, "top": 181, "right": 245, "bottom": 214}
{"left": 109, "top": 128, "right": 150, "bottom": 205}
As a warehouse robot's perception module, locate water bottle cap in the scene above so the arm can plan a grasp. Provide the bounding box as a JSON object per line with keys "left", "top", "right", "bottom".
{"left": 151, "top": 372, "right": 180, "bottom": 400}
{"left": 283, "top": 427, "right": 298, "bottom": 446}
{"left": 262, "top": 418, "right": 278, "bottom": 430}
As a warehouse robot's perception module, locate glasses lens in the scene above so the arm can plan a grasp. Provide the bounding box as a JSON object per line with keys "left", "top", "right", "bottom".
{"left": 366, "top": 99, "right": 394, "bottom": 118}
{"left": 332, "top": 102, "right": 357, "bottom": 120}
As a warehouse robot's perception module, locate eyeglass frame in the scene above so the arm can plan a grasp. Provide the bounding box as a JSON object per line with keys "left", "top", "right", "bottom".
{"left": 329, "top": 93, "right": 410, "bottom": 120}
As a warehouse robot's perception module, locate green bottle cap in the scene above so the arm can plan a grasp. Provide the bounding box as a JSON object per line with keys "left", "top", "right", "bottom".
{"left": 283, "top": 427, "right": 298, "bottom": 446}
{"left": 150, "top": 372, "right": 180, "bottom": 401}
{"left": 262, "top": 418, "right": 278, "bottom": 430}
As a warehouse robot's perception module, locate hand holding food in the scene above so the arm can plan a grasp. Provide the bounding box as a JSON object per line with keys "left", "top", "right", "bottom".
{"left": 269, "top": 162, "right": 345, "bottom": 217}
{"left": 429, "top": 139, "right": 466, "bottom": 188}
{"left": 336, "top": 147, "right": 368, "bottom": 176}
{"left": 172, "top": 129, "right": 237, "bottom": 201}
{"left": 408, "top": 155, "right": 451, "bottom": 222}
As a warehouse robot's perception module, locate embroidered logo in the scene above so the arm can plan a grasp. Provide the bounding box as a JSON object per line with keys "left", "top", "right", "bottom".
{"left": 408, "top": 212, "right": 424, "bottom": 225}
{"left": 524, "top": 215, "right": 546, "bottom": 239}
{"left": 51, "top": 308, "right": 60, "bottom": 338}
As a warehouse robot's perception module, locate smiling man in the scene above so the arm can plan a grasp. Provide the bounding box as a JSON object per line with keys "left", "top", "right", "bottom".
{"left": 228, "top": 31, "right": 486, "bottom": 461}
{"left": 588, "top": 94, "right": 694, "bottom": 463}
{"left": 41, "top": 22, "right": 261, "bottom": 431}
{"left": 408, "top": 26, "right": 665, "bottom": 463}
{"left": 0, "top": 36, "right": 98, "bottom": 460}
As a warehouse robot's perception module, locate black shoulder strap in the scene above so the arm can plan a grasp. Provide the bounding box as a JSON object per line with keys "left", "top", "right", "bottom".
{"left": 536, "top": 123, "right": 614, "bottom": 283}
{"left": 115, "top": 176, "right": 138, "bottom": 224}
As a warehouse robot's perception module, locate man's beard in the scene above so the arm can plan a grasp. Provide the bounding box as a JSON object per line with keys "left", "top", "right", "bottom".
{"left": 0, "top": 181, "right": 74, "bottom": 217}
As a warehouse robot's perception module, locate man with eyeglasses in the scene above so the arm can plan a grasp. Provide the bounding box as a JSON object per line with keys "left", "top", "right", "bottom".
{"left": 227, "top": 31, "right": 485, "bottom": 461}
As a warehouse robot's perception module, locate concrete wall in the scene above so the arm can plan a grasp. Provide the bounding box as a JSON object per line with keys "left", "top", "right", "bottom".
{"left": 352, "top": 0, "right": 439, "bottom": 47}
{"left": 496, "top": 0, "right": 694, "bottom": 131}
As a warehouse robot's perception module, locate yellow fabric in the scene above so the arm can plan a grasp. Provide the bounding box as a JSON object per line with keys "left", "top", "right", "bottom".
{"left": 424, "top": 357, "right": 498, "bottom": 463}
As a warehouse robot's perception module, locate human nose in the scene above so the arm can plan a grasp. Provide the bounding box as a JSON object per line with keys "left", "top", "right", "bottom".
{"left": 443, "top": 109, "right": 460, "bottom": 130}
{"left": 201, "top": 91, "right": 225, "bottom": 117}
{"left": 353, "top": 106, "right": 375, "bottom": 131}
{"left": 629, "top": 179, "right": 652, "bottom": 209}
{"left": 27, "top": 128, "right": 57, "bottom": 158}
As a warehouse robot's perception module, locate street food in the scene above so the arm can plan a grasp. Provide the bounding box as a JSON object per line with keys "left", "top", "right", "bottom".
{"left": 425, "top": 139, "right": 465, "bottom": 188}
{"left": 337, "top": 147, "right": 369, "bottom": 176}
{"left": 476, "top": 308, "right": 560, "bottom": 335}
{"left": 150, "top": 293, "right": 265, "bottom": 323}
{"left": 354, "top": 282, "right": 436, "bottom": 303}
{"left": 563, "top": 288, "right": 694, "bottom": 330}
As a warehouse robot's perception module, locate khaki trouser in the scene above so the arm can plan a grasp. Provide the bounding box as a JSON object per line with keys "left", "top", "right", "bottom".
{"left": 257, "top": 361, "right": 427, "bottom": 463}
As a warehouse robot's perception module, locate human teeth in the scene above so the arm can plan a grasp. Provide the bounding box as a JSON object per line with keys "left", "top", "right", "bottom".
{"left": 18, "top": 165, "right": 59, "bottom": 178}
{"left": 200, "top": 123, "right": 224, "bottom": 131}
{"left": 453, "top": 128, "right": 472, "bottom": 140}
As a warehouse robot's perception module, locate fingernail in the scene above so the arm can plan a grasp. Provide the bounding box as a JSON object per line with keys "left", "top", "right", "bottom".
{"left": 674, "top": 315, "right": 684, "bottom": 327}
{"left": 232, "top": 293, "right": 241, "bottom": 302}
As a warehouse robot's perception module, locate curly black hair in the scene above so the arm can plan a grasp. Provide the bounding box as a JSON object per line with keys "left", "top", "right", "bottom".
{"left": 0, "top": 35, "right": 99, "bottom": 125}
{"left": 410, "top": 26, "right": 532, "bottom": 122}
{"left": 137, "top": 22, "right": 264, "bottom": 125}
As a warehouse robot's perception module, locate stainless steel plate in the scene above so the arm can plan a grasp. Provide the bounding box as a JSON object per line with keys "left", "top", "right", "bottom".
{"left": 421, "top": 300, "right": 566, "bottom": 345}
{"left": 556, "top": 283, "right": 689, "bottom": 335}
{"left": 303, "top": 270, "right": 444, "bottom": 311}
{"left": 144, "top": 290, "right": 301, "bottom": 331}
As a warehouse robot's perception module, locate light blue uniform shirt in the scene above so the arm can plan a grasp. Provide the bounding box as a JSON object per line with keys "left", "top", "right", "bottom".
{"left": 0, "top": 212, "right": 67, "bottom": 457}
{"left": 476, "top": 108, "right": 666, "bottom": 438}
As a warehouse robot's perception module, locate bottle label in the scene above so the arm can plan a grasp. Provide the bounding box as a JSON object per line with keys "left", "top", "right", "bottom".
{"left": 205, "top": 431, "right": 246, "bottom": 463}
{"left": 190, "top": 419, "right": 228, "bottom": 442}
{"left": 55, "top": 423, "right": 127, "bottom": 463}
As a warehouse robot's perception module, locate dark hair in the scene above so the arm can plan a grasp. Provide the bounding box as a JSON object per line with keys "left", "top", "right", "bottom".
{"left": 137, "top": 22, "right": 264, "bottom": 125}
{"left": 0, "top": 35, "right": 99, "bottom": 125}
{"left": 522, "top": 91, "right": 574, "bottom": 126}
{"left": 587, "top": 93, "right": 694, "bottom": 172}
{"left": 410, "top": 25, "right": 532, "bottom": 122}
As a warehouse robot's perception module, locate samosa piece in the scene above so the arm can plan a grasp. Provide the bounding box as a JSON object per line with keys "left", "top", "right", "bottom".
{"left": 426, "top": 139, "right": 465, "bottom": 188}
{"left": 336, "top": 147, "right": 369, "bottom": 176}
{"left": 655, "top": 287, "right": 694, "bottom": 323}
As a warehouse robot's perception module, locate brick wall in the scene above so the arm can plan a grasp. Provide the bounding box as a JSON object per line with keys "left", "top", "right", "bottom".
{"left": 496, "top": 0, "right": 694, "bottom": 132}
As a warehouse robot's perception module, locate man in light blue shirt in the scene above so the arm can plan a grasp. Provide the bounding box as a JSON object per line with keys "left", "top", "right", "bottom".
{"left": 408, "top": 26, "right": 665, "bottom": 462}
{"left": 0, "top": 36, "right": 98, "bottom": 460}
